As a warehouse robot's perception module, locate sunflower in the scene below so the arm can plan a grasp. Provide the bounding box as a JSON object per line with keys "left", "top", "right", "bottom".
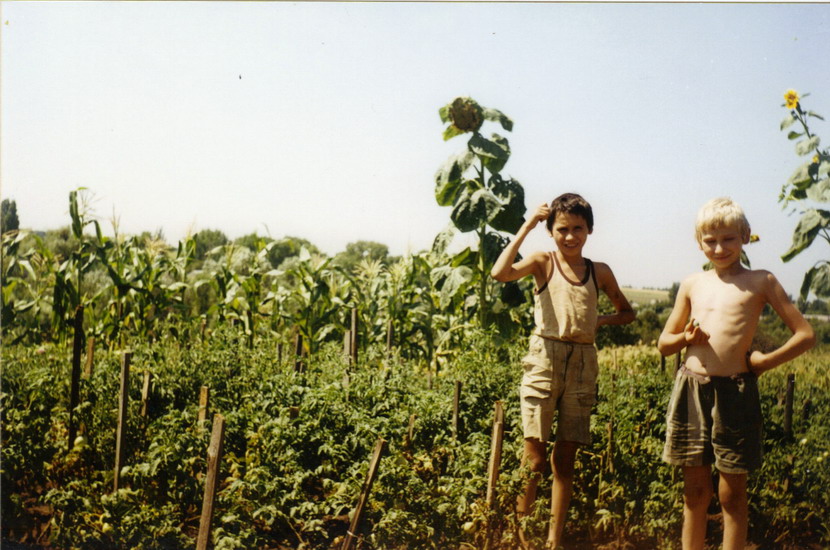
{"left": 784, "top": 89, "right": 800, "bottom": 110}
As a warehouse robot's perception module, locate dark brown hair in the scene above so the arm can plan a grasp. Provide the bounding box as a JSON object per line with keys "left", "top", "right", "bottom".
{"left": 546, "top": 193, "right": 594, "bottom": 232}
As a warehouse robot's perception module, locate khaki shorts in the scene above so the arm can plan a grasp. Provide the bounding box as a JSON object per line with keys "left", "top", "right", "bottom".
{"left": 519, "top": 334, "right": 598, "bottom": 445}
{"left": 663, "top": 366, "right": 763, "bottom": 474}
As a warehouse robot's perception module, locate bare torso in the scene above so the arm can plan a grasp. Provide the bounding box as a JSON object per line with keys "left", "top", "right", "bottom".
{"left": 683, "top": 269, "right": 768, "bottom": 377}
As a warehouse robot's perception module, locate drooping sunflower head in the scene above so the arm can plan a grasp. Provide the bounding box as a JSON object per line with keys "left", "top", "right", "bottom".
{"left": 784, "top": 89, "right": 800, "bottom": 110}
{"left": 448, "top": 97, "right": 483, "bottom": 133}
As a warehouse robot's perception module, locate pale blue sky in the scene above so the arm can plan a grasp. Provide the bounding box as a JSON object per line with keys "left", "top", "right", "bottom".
{"left": 2, "top": 2, "right": 829, "bottom": 295}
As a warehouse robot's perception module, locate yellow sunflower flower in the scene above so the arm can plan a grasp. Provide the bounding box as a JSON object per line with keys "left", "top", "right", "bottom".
{"left": 813, "top": 155, "right": 820, "bottom": 164}
{"left": 784, "top": 89, "right": 800, "bottom": 110}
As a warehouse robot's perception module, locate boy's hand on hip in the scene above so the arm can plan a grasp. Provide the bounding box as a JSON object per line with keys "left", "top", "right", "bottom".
{"left": 747, "top": 350, "right": 768, "bottom": 376}
{"left": 684, "top": 318, "right": 709, "bottom": 347}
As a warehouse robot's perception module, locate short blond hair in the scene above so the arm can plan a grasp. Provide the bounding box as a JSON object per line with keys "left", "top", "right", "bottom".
{"left": 695, "top": 197, "right": 751, "bottom": 244}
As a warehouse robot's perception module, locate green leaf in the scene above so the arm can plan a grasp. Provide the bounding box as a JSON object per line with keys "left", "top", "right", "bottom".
{"left": 482, "top": 108, "right": 514, "bottom": 132}
{"left": 788, "top": 131, "right": 804, "bottom": 140}
{"left": 442, "top": 124, "right": 466, "bottom": 141}
{"left": 451, "top": 247, "right": 477, "bottom": 268}
{"left": 468, "top": 133, "right": 510, "bottom": 174}
{"left": 788, "top": 161, "right": 813, "bottom": 188}
{"left": 432, "top": 223, "right": 456, "bottom": 255}
{"left": 489, "top": 176, "right": 527, "bottom": 234}
{"left": 806, "top": 110, "right": 825, "bottom": 121}
{"left": 438, "top": 103, "right": 451, "bottom": 123}
{"left": 795, "top": 135, "right": 821, "bottom": 156}
{"left": 807, "top": 179, "right": 830, "bottom": 203}
{"left": 800, "top": 262, "right": 830, "bottom": 300}
{"left": 780, "top": 114, "right": 796, "bottom": 130}
{"left": 438, "top": 266, "right": 473, "bottom": 309}
{"left": 781, "top": 209, "right": 830, "bottom": 262}
{"left": 69, "top": 190, "right": 82, "bottom": 239}
{"left": 481, "top": 231, "right": 509, "bottom": 267}
{"left": 450, "top": 188, "right": 501, "bottom": 233}
{"left": 434, "top": 151, "right": 474, "bottom": 206}
{"left": 500, "top": 281, "right": 526, "bottom": 308}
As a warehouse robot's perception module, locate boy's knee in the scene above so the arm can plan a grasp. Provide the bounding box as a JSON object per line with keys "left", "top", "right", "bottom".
{"left": 527, "top": 453, "right": 547, "bottom": 473}
{"left": 684, "top": 482, "right": 713, "bottom": 509}
{"left": 718, "top": 474, "right": 748, "bottom": 512}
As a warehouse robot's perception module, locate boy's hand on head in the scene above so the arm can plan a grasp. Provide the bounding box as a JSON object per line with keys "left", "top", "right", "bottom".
{"left": 684, "top": 318, "right": 709, "bottom": 347}
{"left": 531, "top": 203, "right": 550, "bottom": 226}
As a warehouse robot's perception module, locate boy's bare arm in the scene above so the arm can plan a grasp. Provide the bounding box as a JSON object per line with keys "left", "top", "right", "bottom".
{"left": 657, "top": 277, "right": 709, "bottom": 356}
{"left": 595, "top": 263, "right": 636, "bottom": 327}
{"left": 748, "top": 272, "right": 816, "bottom": 375}
{"left": 491, "top": 203, "right": 549, "bottom": 283}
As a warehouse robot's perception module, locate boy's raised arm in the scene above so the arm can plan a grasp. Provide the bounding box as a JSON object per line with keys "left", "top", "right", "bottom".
{"left": 748, "top": 272, "right": 816, "bottom": 375}
{"left": 491, "top": 203, "right": 548, "bottom": 283}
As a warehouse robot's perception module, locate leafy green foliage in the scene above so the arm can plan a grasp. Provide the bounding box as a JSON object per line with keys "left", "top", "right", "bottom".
{"left": 1, "top": 198, "right": 20, "bottom": 234}
{"left": 435, "top": 97, "right": 528, "bottom": 327}
{"left": 3, "top": 332, "right": 828, "bottom": 548}
{"left": 779, "top": 91, "right": 830, "bottom": 299}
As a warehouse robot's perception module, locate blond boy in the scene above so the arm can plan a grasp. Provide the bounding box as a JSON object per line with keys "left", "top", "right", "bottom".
{"left": 492, "top": 193, "right": 635, "bottom": 549}
{"left": 658, "top": 197, "right": 815, "bottom": 550}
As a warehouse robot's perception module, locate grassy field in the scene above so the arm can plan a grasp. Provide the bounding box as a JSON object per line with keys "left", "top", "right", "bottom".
{"left": 621, "top": 286, "right": 671, "bottom": 306}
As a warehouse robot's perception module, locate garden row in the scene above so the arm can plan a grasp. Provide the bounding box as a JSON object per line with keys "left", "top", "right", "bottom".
{"left": 2, "top": 326, "right": 829, "bottom": 549}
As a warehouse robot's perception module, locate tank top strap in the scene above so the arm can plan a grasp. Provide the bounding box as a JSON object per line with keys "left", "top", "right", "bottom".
{"left": 534, "top": 251, "right": 557, "bottom": 295}
{"left": 585, "top": 258, "right": 599, "bottom": 295}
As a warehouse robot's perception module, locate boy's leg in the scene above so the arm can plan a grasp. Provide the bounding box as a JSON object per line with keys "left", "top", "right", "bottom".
{"left": 718, "top": 472, "right": 748, "bottom": 550}
{"left": 518, "top": 438, "right": 547, "bottom": 549}
{"left": 518, "top": 438, "right": 548, "bottom": 514}
{"left": 547, "top": 440, "right": 578, "bottom": 548}
{"left": 682, "top": 466, "right": 714, "bottom": 550}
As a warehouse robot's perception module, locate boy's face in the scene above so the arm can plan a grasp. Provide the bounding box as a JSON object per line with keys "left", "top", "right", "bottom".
{"left": 698, "top": 225, "right": 744, "bottom": 270}
{"left": 550, "top": 212, "right": 591, "bottom": 258}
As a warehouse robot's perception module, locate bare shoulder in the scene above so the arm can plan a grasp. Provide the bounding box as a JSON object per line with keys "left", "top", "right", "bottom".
{"left": 590, "top": 260, "right": 615, "bottom": 279}
{"left": 680, "top": 271, "right": 707, "bottom": 291}
{"left": 747, "top": 269, "right": 785, "bottom": 296}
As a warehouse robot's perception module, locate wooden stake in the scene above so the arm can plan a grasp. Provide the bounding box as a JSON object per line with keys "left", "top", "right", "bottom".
{"left": 386, "top": 318, "right": 393, "bottom": 353}
{"left": 485, "top": 401, "right": 505, "bottom": 508}
{"left": 68, "top": 306, "right": 84, "bottom": 450}
{"left": 452, "top": 381, "right": 462, "bottom": 441}
{"left": 294, "top": 332, "right": 304, "bottom": 372}
{"left": 341, "top": 437, "right": 386, "bottom": 550}
{"left": 197, "top": 414, "right": 225, "bottom": 550}
{"left": 350, "top": 309, "right": 358, "bottom": 365}
{"left": 483, "top": 402, "right": 505, "bottom": 550}
{"left": 784, "top": 374, "right": 795, "bottom": 437}
{"left": 198, "top": 386, "right": 210, "bottom": 425}
{"left": 406, "top": 414, "right": 416, "bottom": 448}
{"left": 141, "top": 371, "right": 152, "bottom": 418}
{"left": 343, "top": 330, "right": 352, "bottom": 364}
{"left": 113, "top": 351, "right": 131, "bottom": 492}
{"left": 84, "top": 336, "right": 95, "bottom": 378}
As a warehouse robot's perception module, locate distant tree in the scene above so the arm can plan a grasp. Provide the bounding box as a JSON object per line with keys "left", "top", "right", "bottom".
{"left": 193, "top": 229, "right": 228, "bottom": 260}
{"left": 1, "top": 199, "right": 19, "bottom": 234}
{"left": 267, "top": 236, "right": 320, "bottom": 268}
{"left": 333, "top": 240, "right": 389, "bottom": 271}
{"left": 667, "top": 282, "right": 680, "bottom": 304}
{"left": 235, "top": 233, "right": 273, "bottom": 252}
{"left": 42, "top": 227, "right": 78, "bottom": 261}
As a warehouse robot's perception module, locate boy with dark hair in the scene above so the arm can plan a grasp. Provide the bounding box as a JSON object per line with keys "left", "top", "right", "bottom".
{"left": 492, "top": 192, "right": 635, "bottom": 549}
{"left": 658, "top": 197, "right": 815, "bottom": 550}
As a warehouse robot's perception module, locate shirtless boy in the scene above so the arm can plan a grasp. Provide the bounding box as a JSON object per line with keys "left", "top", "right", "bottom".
{"left": 658, "top": 197, "right": 815, "bottom": 550}
{"left": 491, "top": 193, "right": 635, "bottom": 549}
